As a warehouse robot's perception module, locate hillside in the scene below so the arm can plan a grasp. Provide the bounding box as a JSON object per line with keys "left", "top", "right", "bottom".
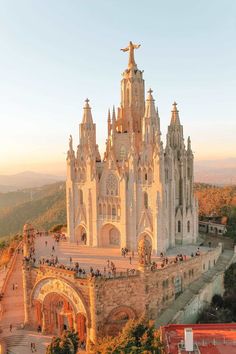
{"left": 0, "top": 182, "right": 66, "bottom": 238}
{"left": 0, "top": 181, "right": 236, "bottom": 241}
{"left": 195, "top": 183, "right": 236, "bottom": 216}
{"left": 0, "top": 182, "right": 65, "bottom": 210}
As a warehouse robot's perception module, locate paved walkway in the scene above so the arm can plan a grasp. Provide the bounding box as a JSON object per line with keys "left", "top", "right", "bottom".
{"left": 0, "top": 252, "right": 52, "bottom": 353}
{"left": 34, "top": 235, "right": 209, "bottom": 274}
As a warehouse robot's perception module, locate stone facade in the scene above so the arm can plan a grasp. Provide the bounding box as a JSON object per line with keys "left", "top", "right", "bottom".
{"left": 66, "top": 42, "right": 198, "bottom": 253}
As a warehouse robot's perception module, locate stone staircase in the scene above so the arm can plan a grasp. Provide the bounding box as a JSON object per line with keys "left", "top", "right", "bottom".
{"left": 155, "top": 250, "right": 235, "bottom": 327}
{"left": 4, "top": 334, "right": 29, "bottom": 353}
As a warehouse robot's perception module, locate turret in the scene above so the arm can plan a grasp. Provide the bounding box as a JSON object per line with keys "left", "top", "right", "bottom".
{"left": 142, "top": 89, "right": 160, "bottom": 145}
{"left": 119, "top": 41, "right": 145, "bottom": 133}
{"left": 67, "top": 135, "right": 75, "bottom": 180}
{"left": 166, "top": 102, "right": 184, "bottom": 150}
{"left": 79, "top": 98, "right": 101, "bottom": 161}
{"left": 79, "top": 99, "right": 96, "bottom": 147}
{"left": 107, "top": 109, "right": 111, "bottom": 137}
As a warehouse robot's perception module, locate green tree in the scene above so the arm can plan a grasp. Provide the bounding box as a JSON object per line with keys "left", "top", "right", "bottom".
{"left": 46, "top": 330, "right": 79, "bottom": 354}
{"left": 92, "top": 318, "right": 163, "bottom": 354}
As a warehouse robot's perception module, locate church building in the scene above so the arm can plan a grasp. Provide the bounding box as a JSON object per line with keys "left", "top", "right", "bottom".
{"left": 66, "top": 42, "right": 198, "bottom": 253}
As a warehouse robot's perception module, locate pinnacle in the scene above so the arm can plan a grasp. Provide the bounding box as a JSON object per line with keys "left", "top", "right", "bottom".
{"left": 82, "top": 98, "right": 93, "bottom": 124}
{"left": 147, "top": 88, "right": 154, "bottom": 101}
{"left": 84, "top": 98, "right": 90, "bottom": 108}
{"left": 171, "top": 101, "right": 180, "bottom": 125}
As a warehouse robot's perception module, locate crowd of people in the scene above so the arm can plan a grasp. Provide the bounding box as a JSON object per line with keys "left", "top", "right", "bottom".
{"left": 23, "top": 230, "right": 204, "bottom": 280}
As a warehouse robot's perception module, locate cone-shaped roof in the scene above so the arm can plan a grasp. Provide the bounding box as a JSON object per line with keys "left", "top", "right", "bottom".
{"left": 170, "top": 102, "right": 181, "bottom": 125}
{"left": 82, "top": 98, "right": 93, "bottom": 124}
{"left": 107, "top": 108, "right": 111, "bottom": 123}
{"left": 144, "top": 89, "right": 157, "bottom": 118}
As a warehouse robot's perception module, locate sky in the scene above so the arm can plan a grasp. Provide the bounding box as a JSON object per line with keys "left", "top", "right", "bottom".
{"left": 0, "top": 0, "right": 235, "bottom": 175}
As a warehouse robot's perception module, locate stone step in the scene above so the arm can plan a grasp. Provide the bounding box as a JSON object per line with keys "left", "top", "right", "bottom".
{"left": 3, "top": 335, "right": 28, "bottom": 347}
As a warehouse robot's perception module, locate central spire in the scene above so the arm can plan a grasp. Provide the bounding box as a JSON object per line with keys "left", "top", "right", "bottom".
{"left": 121, "top": 41, "right": 141, "bottom": 69}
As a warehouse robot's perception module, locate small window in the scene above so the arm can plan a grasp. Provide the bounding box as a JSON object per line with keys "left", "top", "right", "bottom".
{"left": 178, "top": 221, "right": 181, "bottom": 233}
{"left": 79, "top": 189, "right": 83, "bottom": 205}
{"left": 187, "top": 221, "right": 190, "bottom": 233}
{"left": 144, "top": 192, "right": 148, "bottom": 209}
{"left": 112, "top": 207, "right": 116, "bottom": 216}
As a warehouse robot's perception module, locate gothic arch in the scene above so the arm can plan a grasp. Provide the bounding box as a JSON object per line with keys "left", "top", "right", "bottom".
{"left": 105, "top": 305, "right": 136, "bottom": 336}
{"left": 138, "top": 232, "right": 153, "bottom": 249}
{"left": 100, "top": 223, "right": 120, "bottom": 248}
{"left": 75, "top": 224, "right": 87, "bottom": 244}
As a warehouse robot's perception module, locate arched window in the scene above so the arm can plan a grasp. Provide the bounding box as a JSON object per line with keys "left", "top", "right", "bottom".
{"left": 127, "top": 88, "right": 130, "bottom": 106}
{"left": 79, "top": 189, "right": 83, "bottom": 205}
{"left": 187, "top": 221, "right": 190, "bottom": 233}
{"left": 178, "top": 220, "right": 181, "bottom": 233}
{"left": 144, "top": 192, "right": 148, "bottom": 209}
{"left": 165, "top": 169, "right": 168, "bottom": 183}
{"left": 138, "top": 169, "right": 142, "bottom": 183}
{"left": 99, "top": 203, "right": 102, "bottom": 215}
{"left": 112, "top": 206, "right": 116, "bottom": 216}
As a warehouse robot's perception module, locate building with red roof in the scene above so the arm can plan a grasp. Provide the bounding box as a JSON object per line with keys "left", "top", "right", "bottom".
{"left": 161, "top": 323, "right": 236, "bottom": 354}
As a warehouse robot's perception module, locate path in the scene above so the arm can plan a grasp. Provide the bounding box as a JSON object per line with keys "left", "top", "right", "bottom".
{"left": 0, "top": 251, "right": 24, "bottom": 329}
{"left": 0, "top": 252, "right": 53, "bottom": 353}
{"left": 155, "top": 249, "right": 235, "bottom": 328}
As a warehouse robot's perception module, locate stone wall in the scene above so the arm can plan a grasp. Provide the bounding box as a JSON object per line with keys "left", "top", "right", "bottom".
{"left": 25, "top": 246, "right": 223, "bottom": 342}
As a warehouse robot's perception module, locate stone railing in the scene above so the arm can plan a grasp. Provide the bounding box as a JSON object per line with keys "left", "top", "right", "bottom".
{"left": 201, "top": 243, "right": 222, "bottom": 273}
{"left": 37, "top": 264, "right": 139, "bottom": 281}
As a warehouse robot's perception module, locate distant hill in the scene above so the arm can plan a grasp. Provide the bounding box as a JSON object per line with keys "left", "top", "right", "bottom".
{"left": 0, "top": 182, "right": 66, "bottom": 238}
{"left": 195, "top": 158, "right": 236, "bottom": 185}
{"left": 0, "top": 171, "right": 64, "bottom": 192}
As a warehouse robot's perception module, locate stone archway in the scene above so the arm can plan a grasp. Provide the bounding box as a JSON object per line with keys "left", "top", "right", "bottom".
{"left": 100, "top": 224, "right": 120, "bottom": 248}
{"left": 75, "top": 224, "right": 87, "bottom": 245}
{"left": 104, "top": 306, "right": 136, "bottom": 336}
{"left": 31, "top": 277, "right": 90, "bottom": 344}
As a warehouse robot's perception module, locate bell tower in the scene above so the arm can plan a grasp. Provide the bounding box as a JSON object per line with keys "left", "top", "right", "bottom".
{"left": 116, "top": 41, "right": 145, "bottom": 133}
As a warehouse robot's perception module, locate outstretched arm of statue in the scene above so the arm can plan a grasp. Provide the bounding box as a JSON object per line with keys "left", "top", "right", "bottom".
{"left": 120, "top": 47, "right": 129, "bottom": 52}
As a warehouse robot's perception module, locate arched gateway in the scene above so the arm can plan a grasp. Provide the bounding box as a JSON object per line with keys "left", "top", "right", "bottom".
{"left": 31, "top": 277, "right": 90, "bottom": 343}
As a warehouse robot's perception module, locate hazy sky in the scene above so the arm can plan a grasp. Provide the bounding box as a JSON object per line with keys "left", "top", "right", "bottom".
{"left": 0, "top": 0, "right": 235, "bottom": 175}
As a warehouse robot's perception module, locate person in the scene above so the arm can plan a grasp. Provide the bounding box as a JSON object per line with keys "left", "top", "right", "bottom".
{"left": 70, "top": 256, "right": 72, "bottom": 265}
{"left": 129, "top": 256, "right": 132, "bottom": 265}
{"left": 107, "top": 259, "right": 110, "bottom": 268}
{"left": 9, "top": 324, "right": 12, "bottom": 332}
{"left": 12, "top": 283, "right": 15, "bottom": 291}
{"left": 45, "top": 240, "right": 47, "bottom": 247}
{"left": 37, "top": 324, "right": 41, "bottom": 333}
{"left": 52, "top": 245, "right": 55, "bottom": 252}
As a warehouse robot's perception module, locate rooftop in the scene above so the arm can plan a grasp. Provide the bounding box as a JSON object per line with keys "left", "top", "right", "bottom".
{"left": 161, "top": 323, "right": 236, "bottom": 354}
